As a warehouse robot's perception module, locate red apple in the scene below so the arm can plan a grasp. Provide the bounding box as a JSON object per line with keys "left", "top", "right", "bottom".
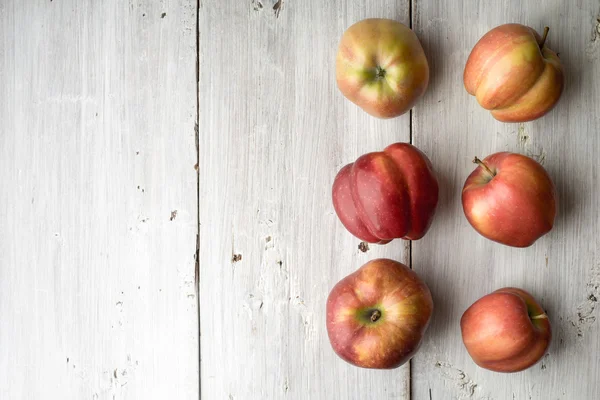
{"left": 462, "top": 152, "right": 556, "bottom": 247}
{"left": 332, "top": 143, "right": 439, "bottom": 244}
{"left": 460, "top": 287, "right": 551, "bottom": 373}
{"left": 326, "top": 258, "right": 433, "bottom": 369}
{"left": 336, "top": 18, "right": 429, "bottom": 118}
{"left": 464, "top": 24, "right": 564, "bottom": 122}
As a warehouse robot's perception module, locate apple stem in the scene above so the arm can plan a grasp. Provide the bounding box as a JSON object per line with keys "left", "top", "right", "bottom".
{"left": 539, "top": 26, "right": 550, "bottom": 49}
{"left": 531, "top": 313, "right": 549, "bottom": 320}
{"left": 473, "top": 157, "right": 496, "bottom": 177}
{"left": 370, "top": 310, "right": 381, "bottom": 322}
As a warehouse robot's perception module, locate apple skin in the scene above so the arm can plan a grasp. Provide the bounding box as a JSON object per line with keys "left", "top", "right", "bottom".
{"left": 460, "top": 287, "right": 551, "bottom": 373}
{"left": 464, "top": 23, "right": 564, "bottom": 122}
{"left": 462, "top": 152, "right": 556, "bottom": 248}
{"left": 326, "top": 258, "right": 433, "bottom": 369}
{"left": 336, "top": 18, "right": 429, "bottom": 119}
{"left": 332, "top": 143, "right": 439, "bottom": 244}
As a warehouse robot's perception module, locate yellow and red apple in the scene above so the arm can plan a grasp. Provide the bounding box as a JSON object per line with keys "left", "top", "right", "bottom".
{"left": 336, "top": 18, "right": 429, "bottom": 118}
{"left": 464, "top": 23, "right": 564, "bottom": 122}
{"left": 326, "top": 258, "right": 433, "bottom": 369}
{"left": 461, "top": 287, "right": 551, "bottom": 373}
{"left": 462, "top": 152, "right": 556, "bottom": 247}
{"left": 332, "top": 143, "right": 439, "bottom": 244}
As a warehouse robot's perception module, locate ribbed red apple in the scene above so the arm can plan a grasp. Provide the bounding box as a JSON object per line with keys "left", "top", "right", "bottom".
{"left": 462, "top": 152, "right": 556, "bottom": 247}
{"left": 461, "top": 287, "right": 551, "bottom": 372}
{"left": 326, "top": 258, "right": 433, "bottom": 369}
{"left": 464, "top": 23, "right": 564, "bottom": 122}
{"left": 336, "top": 18, "right": 429, "bottom": 118}
{"left": 332, "top": 143, "right": 439, "bottom": 244}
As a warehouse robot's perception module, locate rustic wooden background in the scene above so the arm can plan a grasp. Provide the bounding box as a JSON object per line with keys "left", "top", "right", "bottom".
{"left": 1, "top": 1, "right": 198, "bottom": 399}
{"left": 2, "top": 0, "right": 599, "bottom": 399}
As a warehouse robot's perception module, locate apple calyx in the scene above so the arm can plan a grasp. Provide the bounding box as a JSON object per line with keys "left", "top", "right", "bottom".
{"left": 374, "top": 66, "right": 386, "bottom": 80}
{"left": 539, "top": 26, "right": 550, "bottom": 49}
{"left": 370, "top": 309, "right": 382, "bottom": 322}
{"left": 473, "top": 156, "right": 496, "bottom": 179}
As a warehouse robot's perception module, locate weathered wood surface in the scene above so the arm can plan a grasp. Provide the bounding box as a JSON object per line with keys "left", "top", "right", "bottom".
{"left": 411, "top": 1, "right": 600, "bottom": 399}
{"left": 198, "top": 1, "right": 413, "bottom": 399}
{"left": 0, "top": 1, "right": 199, "bottom": 399}
{"left": 3, "top": 0, "right": 599, "bottom": 399}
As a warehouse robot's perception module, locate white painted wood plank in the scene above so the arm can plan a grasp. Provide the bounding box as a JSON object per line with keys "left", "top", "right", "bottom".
{"left": 0, "top": 1, "right": 198, "bottom": 399}
{"left": 199, "top": 1, "right": 414, "bottom": 399}
{"left": 412, "top": 1, "right": 600, "bottom": 399}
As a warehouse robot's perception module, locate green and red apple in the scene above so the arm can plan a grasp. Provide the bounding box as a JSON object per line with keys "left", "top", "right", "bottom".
{"left": 332, "top": 143, "right": 439, "bottom": 244}
{"left": 464, "top": 23, "right": 564, "bottom": 122}
{"left": 326, "top": 258, "right": 433, "bottom": 369}
{"left": 462, "top": 152, "right": 556, "bottom": 247}
{"left": 336, "top": 18, "right": 429, "bottom": 118}
{"left": 461, "top": 287, "right": 551, "bottom": 373}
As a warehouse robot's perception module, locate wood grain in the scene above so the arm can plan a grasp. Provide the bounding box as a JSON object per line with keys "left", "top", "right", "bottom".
{"left": 3, "top": 0, "right": 598, "bottom": 398}
{"left": 198, "top": 1, "right": 413, "bottom": 399}
{"left": 0, "top": 1, "right": 198, "bottom": 399}
{"left": 411, "top": 1, "right": 600, "bottom": 399}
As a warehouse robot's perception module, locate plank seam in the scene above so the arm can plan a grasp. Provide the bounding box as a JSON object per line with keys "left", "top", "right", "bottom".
{"left": 409, "top": 0, "right": 415, "bottom": 398}
{"left": 195, "top": 0, "right": 201, "bottom": 398}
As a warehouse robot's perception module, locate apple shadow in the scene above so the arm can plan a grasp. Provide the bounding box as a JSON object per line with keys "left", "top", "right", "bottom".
{"left": 554, "top": 44, "right": 582, "bottom": 112}
{"left": 535, "top": 32, "right": 582, "bottom": 125}
{"left": 520, "top": 285, "right": 570, "bottom": 366}
{"left": 413, "top": 24, "right": 448, "bottom": 108}
{"left": 543, "top": 162, "right": 579, "bottom": 235}
{"left": 539, "top": 291, "right": 566, "bottom": 359}
{"left": 419, "top": 270, "right": 457, "bottom": 350}
{"left": 541, "top": 3, "right": 583, "bottom": 112}
{"left": 430, "top": 160, "right": 461, "bottom": 231}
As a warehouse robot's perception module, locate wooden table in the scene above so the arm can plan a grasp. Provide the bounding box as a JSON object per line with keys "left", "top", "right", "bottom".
{"left": 2, "top": 1, "right": 599, "bottom": 399}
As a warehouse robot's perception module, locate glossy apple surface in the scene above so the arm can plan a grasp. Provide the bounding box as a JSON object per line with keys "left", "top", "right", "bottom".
{"left": 332, "top": 143, "right": 439, "bottom": 244}
{"left": 326, "top": 258, "right": 433, "bottom": 369}
{"left": 461, "top": 287, "right": 551, "bottom": 373}
{"left": 336, "top": 18, "right": 429, "bottom": 118}
{"left": 462, "top": 152, "right": 556, "bottom": 247}
{"left": 464, "top": 23, "right": 564, "bottom": 122}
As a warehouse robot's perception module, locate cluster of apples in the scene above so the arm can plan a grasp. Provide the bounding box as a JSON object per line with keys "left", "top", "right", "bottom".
{"left": 326, "top": 19, "right": 562, "bottom": 373}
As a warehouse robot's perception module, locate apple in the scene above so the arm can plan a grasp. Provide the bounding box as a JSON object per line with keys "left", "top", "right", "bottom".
{"left": 460, "top": 287, "right": 551, "bottom": 373}
{"left": 332, "top": 143, "right": 439, "bottom": 244}
{"left": 326, "top": 258, "right": 433, "bottom": 369}
{"left": 336, "top": 18, "right": 429, "bottom": 118}
{"left": 462, "top": 152, "right": 556, "bottom": 247}
{"left": 464, "top": 23, "right": 564, "bottom": 122}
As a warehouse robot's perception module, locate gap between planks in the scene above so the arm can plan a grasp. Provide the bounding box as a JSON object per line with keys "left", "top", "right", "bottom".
{"left": 408, "top": 0, "right": 415, "bottom": 398}
{"left": 195, "top": 0, "right": 202, "bottom": 399}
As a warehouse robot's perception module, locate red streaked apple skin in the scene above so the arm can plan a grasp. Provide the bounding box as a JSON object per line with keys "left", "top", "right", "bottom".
{"left": 336, "top": 18, "right": 429, "bottom": 118}
{"left": 461, "top": 152, "right": 556, "bottom": 248}
{"left": 460, "top": 287, "right": 551, "bottom": 373}
{"left": 326, "top": 259, "right": 433, "bottom": 369}
{"left": 332, "top": 143, "right": 439, "bottom": 244}
{"left": 464, "top": 23, "right": 564, "bottom": 122}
